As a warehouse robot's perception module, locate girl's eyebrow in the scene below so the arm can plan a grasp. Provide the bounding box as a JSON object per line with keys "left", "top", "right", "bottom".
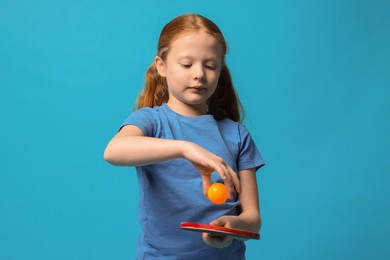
{"left": 177, "top": 55, "right": 219, "bottom": 62}
{"left": 177, "top": 55, "right": 193, "bottom": 60}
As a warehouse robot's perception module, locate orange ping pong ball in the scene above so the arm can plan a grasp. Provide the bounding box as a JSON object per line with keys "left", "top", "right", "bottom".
{"left": 207, "top": 183, "right": 228, "bottom": 204}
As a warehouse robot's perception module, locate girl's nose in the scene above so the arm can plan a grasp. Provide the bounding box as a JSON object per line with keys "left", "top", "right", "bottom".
{"left": 193, "top": 64, "right": 205, "bottom": 81}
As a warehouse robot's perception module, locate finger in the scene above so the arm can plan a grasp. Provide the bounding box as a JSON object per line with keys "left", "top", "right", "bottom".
{"left": 202, "top": 232, "right": 212, "bottom": 246}
{"left": 220, "top": 168, "right": 235, "bottom": 200}
{"left": 212, "top": 163, "right": 229, "bottom": 182}
{"left": 210, "top": 217, "right": 227, "bottom": 227}
{"left": 229, "top": 167, "right": 241, "bottom": 194}
{"left": 219, "top": 236, "right": 233, "bottom": 248}
{"left": 202, "top": 175, "right": 211, "bottom": 196}
{"left": 202, "top": 232, "right": 232, "bottom": 248}
{"left": 221, "top": 167, "right": 240, "bottom": 199}
{"left": 224, "top": 179, "right": 234, "bottom": 200}
{"left": 202, "top": 232, "right": 223, "bottom": 245}
{"left": 212, "top": 163, "right": 233, "bottom": 195}
{"left": 203, "top": 233, "right": 220, "bottom": 248}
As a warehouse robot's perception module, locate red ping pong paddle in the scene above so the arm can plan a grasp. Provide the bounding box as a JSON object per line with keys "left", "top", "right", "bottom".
{"left": 180, "top": 222, "right": 260, "bottom": 240}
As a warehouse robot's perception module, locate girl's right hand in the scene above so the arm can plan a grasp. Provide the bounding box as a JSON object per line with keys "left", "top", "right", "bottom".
{"left": 181, "top": 142, "right": 241, "bottom": 199}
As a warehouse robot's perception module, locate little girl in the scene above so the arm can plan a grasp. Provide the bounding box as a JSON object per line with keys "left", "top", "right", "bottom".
{"left": 104, "top": 13, "right": 265, "bottom": 259}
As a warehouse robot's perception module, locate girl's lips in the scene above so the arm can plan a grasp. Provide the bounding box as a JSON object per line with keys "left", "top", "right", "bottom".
{"left": 188, "top": 86, "right": 206, "bottom": 91}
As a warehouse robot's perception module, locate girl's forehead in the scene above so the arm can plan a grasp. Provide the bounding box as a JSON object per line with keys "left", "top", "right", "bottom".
{"left": 168, "top": 31, "right": 223, "bottom": 57}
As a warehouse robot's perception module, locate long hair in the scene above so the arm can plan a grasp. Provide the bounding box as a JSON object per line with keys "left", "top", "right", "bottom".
{"left": 136, "top": 13, "right": 244, "bottom": 122}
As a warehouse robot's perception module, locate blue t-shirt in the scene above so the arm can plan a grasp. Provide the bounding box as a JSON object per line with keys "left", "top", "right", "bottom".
{"left": 121, "top": 104, "right": 264, "bottom": 259}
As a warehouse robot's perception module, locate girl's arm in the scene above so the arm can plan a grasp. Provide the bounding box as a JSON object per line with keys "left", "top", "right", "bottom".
{"left": 202, "top": 168, "right": 260, "bottom": 248}
{"left": 104, "top": 124, "right": 241, "bottom": 198}
{"left": 234, "top": 168, "right": 261, "bottom": 232}
{"left": 104, "top": 124, "right": 186, "bottom": 166}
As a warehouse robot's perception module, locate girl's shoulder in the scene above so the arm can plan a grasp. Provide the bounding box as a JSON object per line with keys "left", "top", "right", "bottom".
{"left": 121, "top": 105, "right": 167, "bottom": 137}
{"left": 217, "top": 118, "right": 248, "bottom": 132}
{"left": 130, "top": 105, "right": 167, "bottom": 118}
{"left": 216, "top": 119, "right": 254, "bottom": 144}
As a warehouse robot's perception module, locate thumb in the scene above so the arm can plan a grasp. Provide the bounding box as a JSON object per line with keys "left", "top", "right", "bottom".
{"left": 202, "top": 175, "right": 211, "bottom": 196}
{"left": 210, "top": 216, "right": 229, "bottom": 227}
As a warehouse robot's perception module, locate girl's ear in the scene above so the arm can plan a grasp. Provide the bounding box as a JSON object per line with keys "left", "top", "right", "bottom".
{"left": 154, "top": 56, "right": 166, "bottom": 77}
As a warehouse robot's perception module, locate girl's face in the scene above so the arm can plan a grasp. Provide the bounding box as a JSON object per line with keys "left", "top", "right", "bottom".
{"left": 155, "top": 31, "right": 223, "bottom": 116}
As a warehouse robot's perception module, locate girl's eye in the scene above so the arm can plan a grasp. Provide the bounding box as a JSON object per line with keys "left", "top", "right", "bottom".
{"left": 181, "top": 64, "right": 192, "bottom": 68}
{"left": 205, "top": 65, "right": 216, "bottom": 70}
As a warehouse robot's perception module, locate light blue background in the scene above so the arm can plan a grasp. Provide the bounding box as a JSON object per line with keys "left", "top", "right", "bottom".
{"left": 1, "top": 0, "right": 389, "bottom": 259}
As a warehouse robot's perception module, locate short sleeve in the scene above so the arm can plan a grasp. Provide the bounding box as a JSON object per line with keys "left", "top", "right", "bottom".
{"left": 237, "top": 124, "right": 265, "bottom": 172}
{"left": 120, "top": 108, "right": 158, "bottom": 137}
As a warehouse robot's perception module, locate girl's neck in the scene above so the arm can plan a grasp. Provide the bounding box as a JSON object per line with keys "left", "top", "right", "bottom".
{"left": 166, "top": 100, "right": 207, "bottom": 117}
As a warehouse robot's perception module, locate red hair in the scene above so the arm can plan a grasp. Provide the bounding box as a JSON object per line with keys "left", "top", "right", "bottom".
{"left": 136, "top": 13, "right": 244, "bottom": 122}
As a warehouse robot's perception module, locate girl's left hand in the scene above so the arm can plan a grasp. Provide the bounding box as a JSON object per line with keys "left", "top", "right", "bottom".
{"left": 202, "top": 215, "right": 242, "bottom": 248}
